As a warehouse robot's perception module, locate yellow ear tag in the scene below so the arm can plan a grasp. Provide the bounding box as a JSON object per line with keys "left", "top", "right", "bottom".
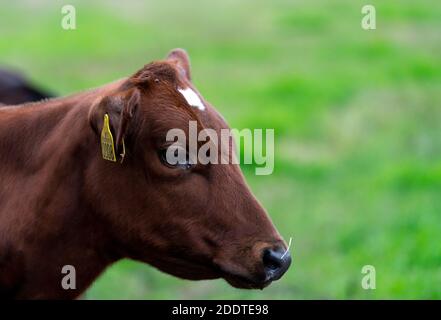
{"left": 101, "top": 114, "right": 117, "bottom": 162}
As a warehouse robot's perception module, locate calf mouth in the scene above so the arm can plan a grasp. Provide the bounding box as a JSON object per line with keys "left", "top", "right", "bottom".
{"left": 213, "top": 240, "right": 292, "bottom": 290}
{"left": 216, "top": 262, "right": 275, "bottom": 290}
{"left": 223, "top": 272, "right": 273, "bottom": 290}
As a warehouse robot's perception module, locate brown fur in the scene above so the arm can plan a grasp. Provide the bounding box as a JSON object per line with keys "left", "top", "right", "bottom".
{"left": 0, "top": 49, "right": 286, "bottom": 299}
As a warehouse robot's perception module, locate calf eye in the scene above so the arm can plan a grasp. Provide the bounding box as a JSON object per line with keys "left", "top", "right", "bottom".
{"left": 159, "top": 147, "right": 194, "bottom": 170}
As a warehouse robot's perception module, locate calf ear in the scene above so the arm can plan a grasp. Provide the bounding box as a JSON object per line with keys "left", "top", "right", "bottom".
{"left": 167, "top": 48, "right": 192, "bottom": 81}
{"left": 89, "top": 87, "right": 140, "bottom": 162}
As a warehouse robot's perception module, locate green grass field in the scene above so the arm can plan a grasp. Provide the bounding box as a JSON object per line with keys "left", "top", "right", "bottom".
{"left": 1, "top": 0, "right": 440, "bottom": 299}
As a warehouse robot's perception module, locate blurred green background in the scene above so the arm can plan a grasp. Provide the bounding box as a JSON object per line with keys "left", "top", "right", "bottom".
{"left": 1, "top": 0, "right": 440, "bottom": 299}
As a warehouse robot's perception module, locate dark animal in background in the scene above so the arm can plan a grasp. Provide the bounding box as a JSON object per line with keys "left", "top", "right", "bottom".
{"left": 0, "top": 68, "right": 53, "bottom": 105}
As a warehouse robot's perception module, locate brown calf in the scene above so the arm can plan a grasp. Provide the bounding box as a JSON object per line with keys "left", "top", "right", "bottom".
{"left": 0, "top": 49, "right": 291, "bottom": 299}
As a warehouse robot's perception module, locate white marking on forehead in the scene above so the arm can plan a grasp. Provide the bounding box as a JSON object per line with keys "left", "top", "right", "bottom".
{"left": 178, "top": 87, "right": 206, "bottom": 111}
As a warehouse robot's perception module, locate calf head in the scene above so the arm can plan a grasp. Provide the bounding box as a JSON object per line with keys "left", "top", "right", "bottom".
{"left": 88, "top": 49, "right": 291, "bottom": 289}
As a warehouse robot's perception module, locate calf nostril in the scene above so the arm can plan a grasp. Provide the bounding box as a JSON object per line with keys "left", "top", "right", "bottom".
{"left": 263, "top": 248, "right": 282, "bottom": 270}
{"left": 262, "top": 246, "right": 292, "bottom": 281}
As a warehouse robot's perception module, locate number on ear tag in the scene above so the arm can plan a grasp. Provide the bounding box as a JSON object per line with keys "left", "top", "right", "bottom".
{"left": 101, "top": 114, "right": 117, "bottom": 162}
